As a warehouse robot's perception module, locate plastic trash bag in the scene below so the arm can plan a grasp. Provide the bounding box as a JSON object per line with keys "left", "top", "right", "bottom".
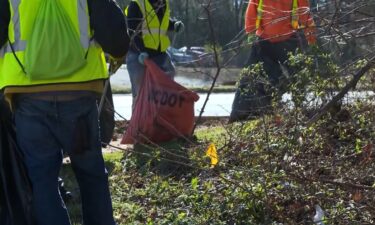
{"left": 0, "top": 96, "right": 35, "bottom": 225}
{"left": 121, "top": 59, "right": 199, "bottom": 144}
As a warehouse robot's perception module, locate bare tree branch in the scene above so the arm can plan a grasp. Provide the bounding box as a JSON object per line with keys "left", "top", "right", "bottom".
{"left": 307, "top": 56, "right": 375, "bottom": 126}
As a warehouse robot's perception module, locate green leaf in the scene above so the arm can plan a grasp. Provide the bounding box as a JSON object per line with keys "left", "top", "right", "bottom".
{"left": 191, "top": 177, "right": 199, "bottom": 191}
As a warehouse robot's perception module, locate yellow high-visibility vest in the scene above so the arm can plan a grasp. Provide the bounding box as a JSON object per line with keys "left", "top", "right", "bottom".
{"left": 0, "top": 0, "right": 108, "bottom": 90}
{"left": 256, "top": 0, "right": 300, "bottom": 30}
{"left": 129, "top": 0, "right": 171, "bottom": 52}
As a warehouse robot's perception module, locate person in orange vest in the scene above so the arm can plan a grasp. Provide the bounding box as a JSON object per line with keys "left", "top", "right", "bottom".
{"left": 230, "top": 0, "right": 317, "bottom": 122}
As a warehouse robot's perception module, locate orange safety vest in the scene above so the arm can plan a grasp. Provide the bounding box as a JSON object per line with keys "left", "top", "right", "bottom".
{"left": 245, "top": 0, "right": 316, "bottom": 43}
{"left": 256, "top": 0, "right": 299, "bottom": 30}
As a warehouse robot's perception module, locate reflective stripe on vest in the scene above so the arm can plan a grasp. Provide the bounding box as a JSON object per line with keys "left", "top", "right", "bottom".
{"left": 291, "top": 0, "right": 299, "bottom": 29}
{"left": 0, "top": 0, "right": 24, "bottom": 56}
{"left": 0, "top": 0, "right": 108, "bottom": 89}
{"left": 256, "top": 0, "right": 299, "bottom": 30}
{"left": 255, "top": 0, "right": 263, "bottom": 30}
{"left": 133, "top": 0, "right": 170, "bottom": 52}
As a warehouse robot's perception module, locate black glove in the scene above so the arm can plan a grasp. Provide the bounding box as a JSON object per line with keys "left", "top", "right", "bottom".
{"left": 174, "top": 21, "right": 184, "bottom": 33}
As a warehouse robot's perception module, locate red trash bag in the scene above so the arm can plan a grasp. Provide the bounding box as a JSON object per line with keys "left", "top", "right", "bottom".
{"left": 121, "top": 59, "right": 199, "bottom": 144}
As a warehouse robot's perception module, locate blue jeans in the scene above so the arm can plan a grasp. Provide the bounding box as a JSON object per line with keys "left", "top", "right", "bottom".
{"left": 14, "top": 95, "right": 116, "bottom": 225}
{"left": 126, "top": 50, "right": 175, "bottom": 99}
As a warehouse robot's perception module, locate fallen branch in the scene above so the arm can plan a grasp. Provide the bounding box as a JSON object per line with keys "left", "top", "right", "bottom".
{"left": 287, "top": 170, "right": 375, "bottom": 191}
{"left": 319, "top": 178, "right": 375, "bottom": 191}
{"left": 306, "top": 56, "right": 375, "bottom": 126}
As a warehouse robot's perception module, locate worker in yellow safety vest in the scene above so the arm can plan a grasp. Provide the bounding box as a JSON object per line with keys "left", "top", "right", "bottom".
{"left": 0, "top": 0, "right": 129, "bottom": 224}
{"left": 125, "top": 0, "right": 184, "bottom": 104}
{"left": 230, "top": 0, "right": 317, "bottom": 122}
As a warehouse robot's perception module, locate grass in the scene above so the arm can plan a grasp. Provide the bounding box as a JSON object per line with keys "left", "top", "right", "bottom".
{"left": 195, "top": 123, "right": 227, "bottom": 146}
{"left": 64, "top": 119, "right": 256, "bottom": 225}
{"left": 61, "top": 50, "right": 375, "bottom": 224}
{"left": 63, "top": 103, "right": 375, "bottom": 224}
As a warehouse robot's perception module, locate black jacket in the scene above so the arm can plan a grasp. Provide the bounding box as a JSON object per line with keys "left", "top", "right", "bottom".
{"left": 127, "top": 0, "right": 176, "bottom": 56}
{"left": 0, "top": 0, "right": 10, "bottom": 48}
{"left": 0, "top": 0, "right": 129, "bottom": 58}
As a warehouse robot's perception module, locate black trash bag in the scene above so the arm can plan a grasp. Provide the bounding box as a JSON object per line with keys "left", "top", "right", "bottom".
{"left": 99, "top": 81, "right": 115, "bottom": 147}
{"left": 0, "top": 96, "right": 35, "bottom": 225}
{"left": 229, "top": 86, "right": 272, "bottom": 122}
{"left": 229, "top": 67, "right": 273, "bottom": 123}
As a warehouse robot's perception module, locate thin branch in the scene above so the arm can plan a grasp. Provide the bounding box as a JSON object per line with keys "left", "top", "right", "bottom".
{"left": 307, "top": 56, "right": 375, "bottom": 126}
{"left": 192, "top": 0, "right": 222, "bottom": 133}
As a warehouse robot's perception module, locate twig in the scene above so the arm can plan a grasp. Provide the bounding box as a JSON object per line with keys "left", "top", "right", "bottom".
{"left": 319, "top": 178, "right": 375, "bottom": 191}
{"left": 287, "top": 171, "right": 375, "bottom": 191}
{"left": 192, "top": 0, "right": 222, "bottom": 133}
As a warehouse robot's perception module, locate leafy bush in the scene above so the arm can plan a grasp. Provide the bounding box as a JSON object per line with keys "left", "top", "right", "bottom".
{"left": 65, "top": 49, "right": 375, "bottom": 224}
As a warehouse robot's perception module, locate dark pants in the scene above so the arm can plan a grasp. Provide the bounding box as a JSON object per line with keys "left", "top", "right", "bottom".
{"left": 230, "top": 35, "right": 304, "bottom": 122}
{"left": 14, "top": 96, "right": 116, "bottom": 225}
{"left": 250, "top": 36, "right": 300, "bottom": 87}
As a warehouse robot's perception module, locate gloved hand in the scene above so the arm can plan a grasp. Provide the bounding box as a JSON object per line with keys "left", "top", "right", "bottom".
{"left": 138, "top": 52, "right": 149, "bottom": 65}
{"left": 247, "top": 34, "right": 257, "bottom": 43}
{"left": 174, "top": 21, "right": 184, "bottom": 33}
{"left": 109, "top": 56, "right": 125, "bottom": 74}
